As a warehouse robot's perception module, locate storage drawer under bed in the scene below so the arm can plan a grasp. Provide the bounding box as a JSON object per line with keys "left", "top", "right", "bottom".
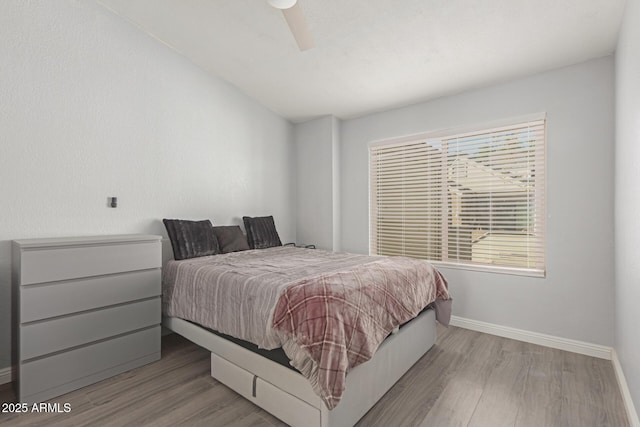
{"left": 211, "top": 352, "right": 321, "bottom": 427}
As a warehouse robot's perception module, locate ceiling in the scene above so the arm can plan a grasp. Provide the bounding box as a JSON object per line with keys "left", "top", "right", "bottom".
{"left": 98, "top": 0, "right": 626, "bottom": 122}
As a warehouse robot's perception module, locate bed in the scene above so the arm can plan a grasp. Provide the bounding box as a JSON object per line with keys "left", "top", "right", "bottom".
{"left": 161, "top": 245, "right": 451, "bottom": 427}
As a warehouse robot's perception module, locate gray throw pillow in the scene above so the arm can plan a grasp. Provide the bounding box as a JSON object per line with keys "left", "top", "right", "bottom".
{"left": 163, "top": 219, "right": 220, "bottom": 260}
{"left": 243, "top": 216, "right": 282, "bottom": 249}
{"left": 212, "top": 226, "right": 250, "bottom": 253}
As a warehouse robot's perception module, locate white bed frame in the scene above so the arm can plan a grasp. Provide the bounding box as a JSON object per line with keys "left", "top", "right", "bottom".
{"left": 162, "top": 310, "right": 436, "bottom": 427}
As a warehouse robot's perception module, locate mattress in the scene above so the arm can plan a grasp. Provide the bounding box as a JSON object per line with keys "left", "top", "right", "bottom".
{"left": 200, "top": 323, "right": 296, "bottom": 371}
{"left": 189, "top": 303, "right": 436, "bottom": 373}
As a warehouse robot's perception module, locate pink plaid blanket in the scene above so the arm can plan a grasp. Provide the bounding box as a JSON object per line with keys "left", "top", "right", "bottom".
{"left": 272, "top": 256, "right": 450, "bottom": 409}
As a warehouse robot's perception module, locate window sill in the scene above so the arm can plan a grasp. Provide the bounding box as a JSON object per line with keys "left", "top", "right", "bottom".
{"left": 430, "top": 261, "right": 546, "bottom": 278}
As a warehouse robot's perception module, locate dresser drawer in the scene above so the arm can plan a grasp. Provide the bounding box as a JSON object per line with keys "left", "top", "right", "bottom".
{"left": 19, "top": 326, "right": 160, "bottom": 403}
{"left": 21, "top": 298, "right": 160, "bottom": 360}
{"left": 20, "top": 269, "right": 161, "bottom": 323}
{"left": 19, "top": 241, "right": 161, "bottom": 285}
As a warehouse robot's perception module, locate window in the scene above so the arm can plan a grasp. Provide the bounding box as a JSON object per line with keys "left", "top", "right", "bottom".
{"left": 370, "top": 116, "right": 546, "bottom": 276}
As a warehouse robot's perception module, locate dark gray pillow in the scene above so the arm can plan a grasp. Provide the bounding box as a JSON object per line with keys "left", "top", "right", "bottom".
{"left": 212, "top": 226, "right": 250, "bottom": 253}
{"left": 243, "top": 216, "right": 282, "bottom": 249}
{"left": 163, "top": 219, "right": 220, "bottom": 260}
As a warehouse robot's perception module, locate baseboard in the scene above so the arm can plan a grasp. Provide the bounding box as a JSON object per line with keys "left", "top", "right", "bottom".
{"left": 0, "top": 367, "right": 12, "bottom": 386}
{"left": 612, "top": 349, "right": 640, "bottom": 427}
{"left": 449, "top": 315, "right": 612, "bottom": 360}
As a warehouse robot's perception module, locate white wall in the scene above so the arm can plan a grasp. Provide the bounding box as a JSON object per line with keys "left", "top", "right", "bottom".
{"left": 294, "top": 116, "right": 340, "bottom": 250}
{"left": 615, "top": 0, "right": 640, "bottom": 412}
{"left": 340, "top": 57, "right": 615, "bottom": 346}
{"left": 0, "top": 1, "right": 295, "bottom": 370}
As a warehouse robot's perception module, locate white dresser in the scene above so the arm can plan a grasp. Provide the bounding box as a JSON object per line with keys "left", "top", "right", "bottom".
{"left": 12, "top": 234, "right": 162, "bottom": 403}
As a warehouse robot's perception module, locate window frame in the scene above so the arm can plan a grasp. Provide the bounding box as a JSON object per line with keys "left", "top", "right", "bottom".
{"left": 368, "top": 113, "right": 547, "bottom": 278}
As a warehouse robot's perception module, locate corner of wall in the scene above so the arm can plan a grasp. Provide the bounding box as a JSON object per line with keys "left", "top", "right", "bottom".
{"left": 613, "top": 349, "right": 640, "bottom": 427}
{"left": 331, "top": 116, "right": 342, "bottom": 252}
{"left": 293, "top": 116, "right": 341, "bottom": 251}
{"left": 614, "top": 0, "right": 640, "bottom": 419}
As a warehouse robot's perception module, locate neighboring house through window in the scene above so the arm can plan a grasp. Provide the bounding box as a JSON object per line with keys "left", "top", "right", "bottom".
{"left": 369, "top": 114, "right": 546, "bottom": 276}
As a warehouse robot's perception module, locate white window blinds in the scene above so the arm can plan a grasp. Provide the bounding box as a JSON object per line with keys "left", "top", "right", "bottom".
{"left": 370, "top": 118, "right": 546, "bottom": 276}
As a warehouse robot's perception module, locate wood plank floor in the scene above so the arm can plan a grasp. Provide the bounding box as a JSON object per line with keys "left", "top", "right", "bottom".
{"left": 0, "top": 325, "right": 629, "bottom": 427}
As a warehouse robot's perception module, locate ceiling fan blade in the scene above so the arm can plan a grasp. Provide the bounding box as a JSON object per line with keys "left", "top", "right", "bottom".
{"left": 281, "top": 3, "right": 314, "bottom": 51}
